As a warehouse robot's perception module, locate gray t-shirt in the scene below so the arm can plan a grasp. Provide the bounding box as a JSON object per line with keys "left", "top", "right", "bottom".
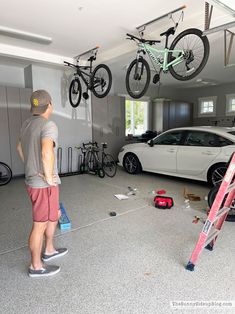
{"left": 20, "top": 116, "right": 61, "bottom": 188}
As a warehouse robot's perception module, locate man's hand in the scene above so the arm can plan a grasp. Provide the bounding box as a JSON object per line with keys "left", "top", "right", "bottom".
{"left": 39, "top": 173, "right": 57, "bottom": 186}
{"left": 17, "top": 142, "right": 24, "bottom": 162}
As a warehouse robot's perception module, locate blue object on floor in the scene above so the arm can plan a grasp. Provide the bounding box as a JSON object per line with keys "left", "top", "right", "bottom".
{"left": 59, "top": 202, "right": 71, "bottom": 230}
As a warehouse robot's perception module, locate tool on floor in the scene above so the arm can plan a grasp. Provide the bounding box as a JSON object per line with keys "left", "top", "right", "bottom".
{"left": 186, "top": 152, "right": 235, "bottom": 271}
{"left": 109, "top": 211, "right": 117, "bottom": 217}
{"left": 192, "top": 216, "right": 206, "bottom": 224}
{"left": 126, "top": 186, "right": 138, "bottom": 196}
{"left": 156, "top": 189, "right": 166, "bottom": 195}
{"left": 154, "top": 195, "right": 174, "bottom": 209}
{"left": 59, "top": 202, "right": 71, "bottom": 230}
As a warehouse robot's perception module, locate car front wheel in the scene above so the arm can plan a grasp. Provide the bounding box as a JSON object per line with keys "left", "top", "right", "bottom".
{"left": 208, "top": 163, "right": 227, "bottom": 186}
{"left": 123, "top": 153, "right": 142, "bottom": 174}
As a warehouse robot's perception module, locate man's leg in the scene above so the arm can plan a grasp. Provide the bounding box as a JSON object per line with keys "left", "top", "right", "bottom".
{"left": 44, "top": 219, "right": 59, "bottom": 254}
{"left": 29, "top": 221, "right": 47, "bottom": 269}
{"left": 45, "top": 185, "right": 61, "bottom": 254}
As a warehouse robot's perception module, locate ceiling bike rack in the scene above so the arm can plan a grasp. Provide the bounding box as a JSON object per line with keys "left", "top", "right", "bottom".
{"left": 204, "top": 0, "right": 235, "bottom": 67}
{"left": 136, "top": 5, "right": 186, "bottom": 34}
{"left": 74, "top": 46, "right": 100, "bottom": 62}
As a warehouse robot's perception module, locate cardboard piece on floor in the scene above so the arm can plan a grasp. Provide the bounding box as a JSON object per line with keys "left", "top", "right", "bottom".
{"left": 114, "top": 194, "right": 129, "bottom": 200}
{"left": 183, "top": 188, "right": 201, "bottom": 201}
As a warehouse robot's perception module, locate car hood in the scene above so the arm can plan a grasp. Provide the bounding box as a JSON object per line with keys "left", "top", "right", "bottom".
{"left": 123, "top": 143, "right": 147, "bottom": 149}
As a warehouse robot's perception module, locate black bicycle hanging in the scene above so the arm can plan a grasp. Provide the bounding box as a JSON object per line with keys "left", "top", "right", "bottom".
{"left": 64, "top": 47, "right": 112, "bottom": 108}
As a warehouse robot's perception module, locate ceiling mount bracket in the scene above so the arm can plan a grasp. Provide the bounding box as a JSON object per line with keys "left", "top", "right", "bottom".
{"left": 136, "top": 5, "right": 186, "bottom": 32}
{"left": 74, "top": 46, "right": 99, "bottom": 62}
{"left": 224, "top": 29, "right": 235, "bottom": 66}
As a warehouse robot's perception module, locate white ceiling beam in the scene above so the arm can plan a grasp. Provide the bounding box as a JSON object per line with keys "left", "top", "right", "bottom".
{"left": 0, "top": 43, "right": 86, "bottom": 66}
{"left": 0, "top": 26, "right": 52, "bottom": 44}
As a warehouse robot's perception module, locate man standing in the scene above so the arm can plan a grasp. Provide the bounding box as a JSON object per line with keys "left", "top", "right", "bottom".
{"left": 17, "top": 90, "right": 68, "bottom": 277}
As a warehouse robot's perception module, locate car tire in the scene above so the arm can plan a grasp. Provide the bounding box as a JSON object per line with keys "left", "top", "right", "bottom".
{"left": 207, "top": 163, "right": 227, "bottom": 186}
{"left": 208, "top": 185, "right": 235, "bottom": 222}
{"left": 123, "top": 153, "right": 142, "bottom": 174}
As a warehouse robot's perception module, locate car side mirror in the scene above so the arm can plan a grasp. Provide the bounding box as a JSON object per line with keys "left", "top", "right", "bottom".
{"left": 148, "top": 139, "right": 154, "bottom": 147}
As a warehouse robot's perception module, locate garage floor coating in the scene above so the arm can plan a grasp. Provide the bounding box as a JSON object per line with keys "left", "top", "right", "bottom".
{"left": 0, "top": 168, "right": 234, "bottom": 314}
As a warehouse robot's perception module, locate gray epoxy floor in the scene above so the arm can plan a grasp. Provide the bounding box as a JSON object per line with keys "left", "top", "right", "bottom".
{"left": 0, "top": 168, "right": 234, "bottom": 314}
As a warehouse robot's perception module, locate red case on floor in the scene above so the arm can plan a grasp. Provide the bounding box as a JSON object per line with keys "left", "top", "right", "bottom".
{"left": 154, "top": 195, "right": 174, "bottom": 209}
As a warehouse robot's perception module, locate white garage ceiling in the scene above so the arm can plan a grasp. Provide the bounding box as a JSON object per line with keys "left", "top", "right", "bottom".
{"left": 0, "top": 0, "right": 234, "bottom": 86}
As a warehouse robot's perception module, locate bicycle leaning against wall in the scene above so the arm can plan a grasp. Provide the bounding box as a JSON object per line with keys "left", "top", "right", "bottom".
{"left": 64, "top": 47, "right": 112, "bottom": 108}
{"left": 78, "top": 142, "right": 117, "bottom": 178}
{"left": 125, "top": 20, "right": 210, "bottom": 99}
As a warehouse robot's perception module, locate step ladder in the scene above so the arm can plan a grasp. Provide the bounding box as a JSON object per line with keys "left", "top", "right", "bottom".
{"left": 186, "top": 152, "right": 235, "bottom": 271}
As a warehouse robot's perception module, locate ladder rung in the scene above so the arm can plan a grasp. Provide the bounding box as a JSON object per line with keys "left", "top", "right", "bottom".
{"left": 214, "top": 206, "right": 231, "bottom": 222}
{"left": 204, "top": 229, "right": 220, "bottom": 247}
{"left": 226, "top": 182, "right": 235, "bottom": 194}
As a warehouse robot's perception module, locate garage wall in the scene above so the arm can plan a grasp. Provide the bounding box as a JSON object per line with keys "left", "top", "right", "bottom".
{"left": 151, "top": 82, "right": 235, "bottom": 127}
{"left": 91, "top": 94, "right": 125, "bottom": 159}
{"left": 0, "top": 64, "right": 25, "bottom": 87}
{"left": 30, "top": 64, "right": 93, "bottom": 173}
{"left": 0, "top": 86, "right": 31, "bottom": 175}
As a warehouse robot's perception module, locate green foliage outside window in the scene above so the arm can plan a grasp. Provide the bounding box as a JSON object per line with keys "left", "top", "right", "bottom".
{"left": 125, "top": 100, "right": 145, "bottom": 135}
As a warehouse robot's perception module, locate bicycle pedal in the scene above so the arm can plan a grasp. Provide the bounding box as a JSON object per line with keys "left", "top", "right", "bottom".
{"left": 153, "top": 73, "right": 160, "bottom": 84}
{"left": 83, "top": 92, "right": 89, "bottom": 100}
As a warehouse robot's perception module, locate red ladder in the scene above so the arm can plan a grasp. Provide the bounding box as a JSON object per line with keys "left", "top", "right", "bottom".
{"left": 186, "top": 152, "right": 235, "bottom": 271}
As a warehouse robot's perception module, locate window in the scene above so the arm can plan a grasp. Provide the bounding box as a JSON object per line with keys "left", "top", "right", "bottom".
{"left": 226, "top": 94, "right": 235, "bottom": 115}
{"left": 185, "top": 131, "right": 216, "bottom": 146}
{"left": 154, "top": 131, "right": 183, "bottom": 145}
{"left": 198, "top": 97, "right": 217, "bottom": 116}
{"left": 125, "top": 100, "right": 149, "bottom": 136}
{"left": 215, "top": 135, "right": 233, "bottom": 147}
{"left": 184, "top": 131, "right": 233, "bottom": 147}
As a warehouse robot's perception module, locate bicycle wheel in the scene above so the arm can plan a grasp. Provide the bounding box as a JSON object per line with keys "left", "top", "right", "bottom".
{"left": 98, "top": 168, "right": 105, "bottom": 178}
{"left": 0, "top": 162, "right": 12, "bottom": 186}
{"left": 168, "top": 28, "right": 210, "bottom": 81}
{"left": 125, "top": 58, "right": 150, "bottom": 99}
{"left": 91, "top": 64, "right": 112, "bottom": 98}
{"left": 69, "top": 78, "right": 82, "bottom": 107}
{"left": 87, "top": 151, "right": 96, "bottom": 172}
{"left": 103, "top": 154, "right": 117, "bottom": 177}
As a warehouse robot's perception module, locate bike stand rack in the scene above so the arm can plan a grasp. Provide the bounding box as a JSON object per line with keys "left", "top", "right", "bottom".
{"left": 74, "top": 46, "right": 100, "bottom": 62}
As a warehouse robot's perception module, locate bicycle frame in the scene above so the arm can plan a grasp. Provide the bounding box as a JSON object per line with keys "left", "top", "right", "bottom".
{"left": 74, "top": 66, "right": 93, "bottom": 89}
{"left": 138, "top": 42, "right": 184, "bottom": 72}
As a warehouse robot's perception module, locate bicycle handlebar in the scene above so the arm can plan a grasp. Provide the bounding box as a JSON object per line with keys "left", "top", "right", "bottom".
{"left": 64, "top": 61, "right": 77, "bottom": 68}
{"left": 126, "top": 33, "right": 161, "bottom": 45}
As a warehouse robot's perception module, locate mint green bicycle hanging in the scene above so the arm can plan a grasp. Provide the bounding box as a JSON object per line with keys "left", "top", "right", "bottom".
{"left": 125, "top": 23, "right": 210, "bottom": 99}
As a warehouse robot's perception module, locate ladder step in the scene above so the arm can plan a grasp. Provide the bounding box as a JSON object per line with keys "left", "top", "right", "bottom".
{"left": 226, "top": 182, "right": 235, "bottom": 194}
{"left": 214, "top": 206, "right": 231, "bottom": 222}
{"left": 204, "top": 229, "right": 220, "bottom": 248}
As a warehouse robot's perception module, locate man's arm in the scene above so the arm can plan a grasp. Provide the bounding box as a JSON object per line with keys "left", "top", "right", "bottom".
{"left": 41, "top": 138, "right": 56, "bottom": 186}
{"left": 17, "top": 142, "right": 24, "bottom": 162}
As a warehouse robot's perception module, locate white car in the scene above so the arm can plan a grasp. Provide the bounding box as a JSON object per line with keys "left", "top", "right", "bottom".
{"left": 118, "top": 126, "right": 235, "bottom": 185}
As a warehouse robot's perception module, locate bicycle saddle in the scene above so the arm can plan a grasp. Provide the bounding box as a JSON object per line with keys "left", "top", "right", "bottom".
{"left": 160, "top": 27, "right": 175, "bottom": 37}
{"left": 87, "top": 55, "right": 96, "bottom": 62}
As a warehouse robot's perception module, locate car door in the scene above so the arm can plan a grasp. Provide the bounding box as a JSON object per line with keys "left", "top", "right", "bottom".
{"left": 141, "top": 130, "right": 184, "bottom": 173}
{"left": 177, "top": 131, "right": 221, "bottom": 176}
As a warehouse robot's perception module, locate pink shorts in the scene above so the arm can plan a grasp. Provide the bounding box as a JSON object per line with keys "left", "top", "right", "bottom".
{"left": 27, "top": 185, "right": 60, "bottom": 222}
